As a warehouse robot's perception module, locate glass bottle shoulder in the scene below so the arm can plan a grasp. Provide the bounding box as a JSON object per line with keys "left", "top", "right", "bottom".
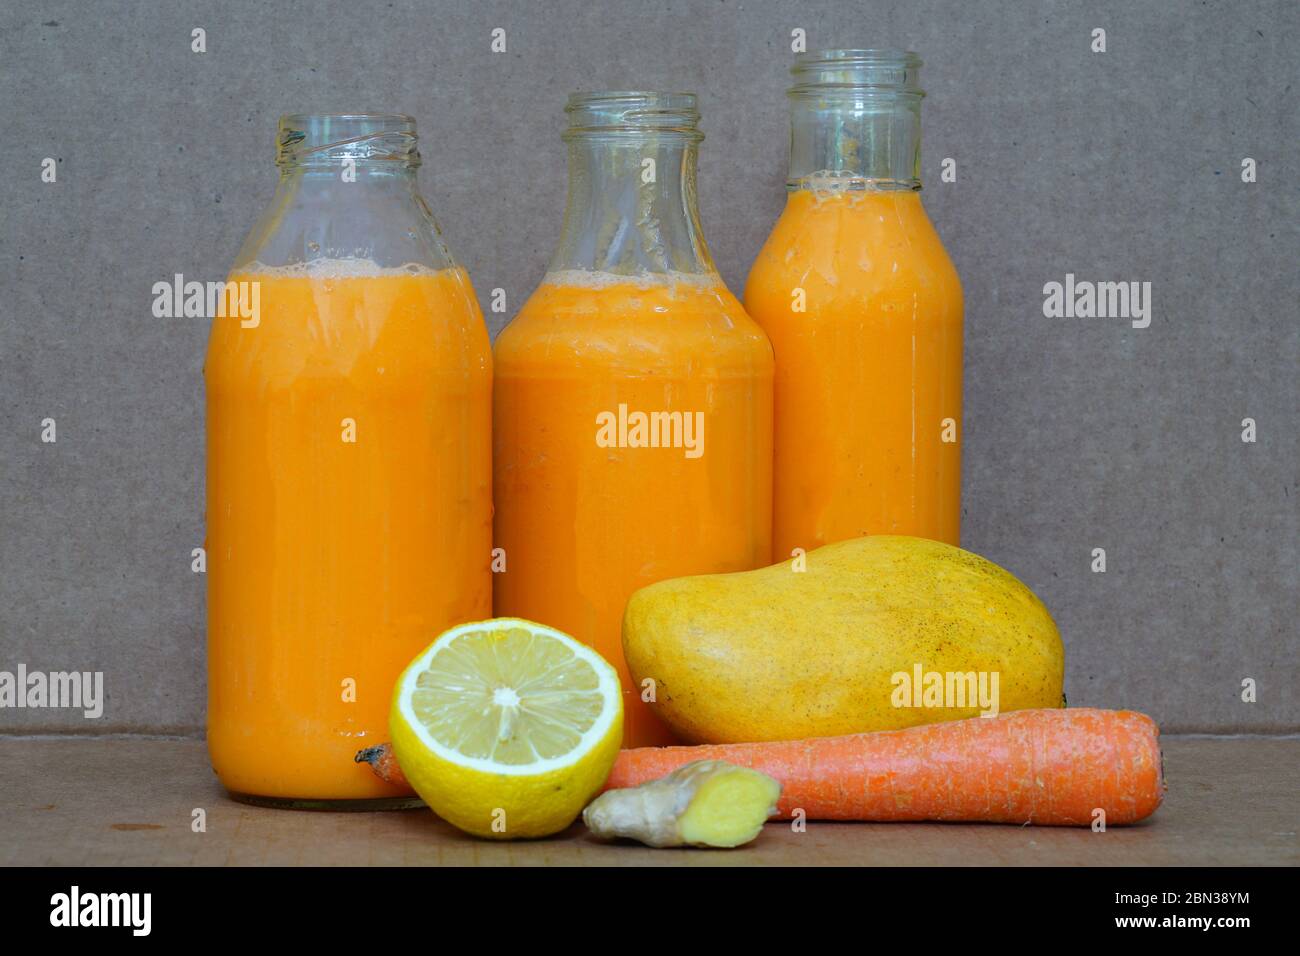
{"left": 746, "top": 189, "right": 962, "bottom": 307}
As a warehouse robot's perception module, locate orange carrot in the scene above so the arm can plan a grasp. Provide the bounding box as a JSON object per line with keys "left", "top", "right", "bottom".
{"left": 604, "top": 709, "right": 1164, "bottom": 826}
{"left": 358, "top": 708, "right": 1164, "bottom": 827}
{"left": 355, "top": 743, "right": 408, "bottom": 788}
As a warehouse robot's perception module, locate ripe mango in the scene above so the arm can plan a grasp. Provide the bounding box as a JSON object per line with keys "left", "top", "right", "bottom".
{"left": 622, "top": 535, "right": 1064, "bottom": 744}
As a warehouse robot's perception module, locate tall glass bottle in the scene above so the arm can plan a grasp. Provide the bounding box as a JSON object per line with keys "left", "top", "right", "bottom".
{"left": 205, "top": 114, "right": 492, "bottom": 806}
{"left": 493, "top": 92, "right": 773, "bottom": 748}
{"left": 745, "top": 51, "right": 963, "bottom": 554}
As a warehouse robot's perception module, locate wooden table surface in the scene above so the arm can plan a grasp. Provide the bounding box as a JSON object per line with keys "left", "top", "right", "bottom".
{"left": 2, "top": 736, "right": 1296, "bottom": 866}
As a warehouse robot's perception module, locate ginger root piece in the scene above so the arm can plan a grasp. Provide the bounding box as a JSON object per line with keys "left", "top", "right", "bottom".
{"left": 582, "top": 759, "right": 781, "bottom": 848}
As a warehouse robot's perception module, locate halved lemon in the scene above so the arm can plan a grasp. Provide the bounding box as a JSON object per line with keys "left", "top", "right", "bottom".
{"left": 389, "top": 618, "right": 624, "bottom": 839}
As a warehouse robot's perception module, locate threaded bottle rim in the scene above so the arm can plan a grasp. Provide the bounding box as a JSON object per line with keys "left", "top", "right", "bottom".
{"left": 276, "top": 113, "right": 420, "bottom": 167}
{"left": 789, "top": 49, "right": 924, "bottom": 98}
{"left": 562, "top": 91, "right": 704, "bottom": 142}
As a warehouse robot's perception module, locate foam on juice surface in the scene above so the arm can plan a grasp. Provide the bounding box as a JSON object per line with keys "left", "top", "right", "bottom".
{"left": 235, "top": 258, "right": 444, "bottom": 279}
{"left": 542, "top": 268, "right": 722, "bottom": 291}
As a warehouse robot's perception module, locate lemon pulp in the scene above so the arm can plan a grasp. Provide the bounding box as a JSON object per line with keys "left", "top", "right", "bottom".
{"left": 410, "top": 623, "right": 609, "bottom": 766}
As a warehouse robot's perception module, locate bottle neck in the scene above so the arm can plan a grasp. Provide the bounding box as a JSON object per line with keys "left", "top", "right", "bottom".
{"left": 232, "top": 113, "right": 453, "bottom": 272}
{"left": 276, "top": 163, "right": 420, "bottom": 189}
{"left": 549, "top": 93, "right": 715, "bottom": 277}
{"left": 272, "top": 111, "right": 423, "bottom": 207}
{"left": 787, "top": 97, "right": 922, "bottom": 191}
{"left": 786, "top": 50, "right": 924, "bottom": 192}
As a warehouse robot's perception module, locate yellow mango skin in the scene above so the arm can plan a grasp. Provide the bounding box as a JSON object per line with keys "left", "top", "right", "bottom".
{"left": 622, "top": 535, "right": 1064, "bottom": 744}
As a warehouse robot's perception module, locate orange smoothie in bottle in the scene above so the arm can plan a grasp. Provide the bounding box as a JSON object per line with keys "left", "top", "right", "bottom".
{"left": 745, "top": 51, "right": 963, "bottom": 556}
{"left": 205, "top": 116, "right": 492, "bottom": 805}
{"left": 493, "top": 94, "right": 773, "bottom": 748}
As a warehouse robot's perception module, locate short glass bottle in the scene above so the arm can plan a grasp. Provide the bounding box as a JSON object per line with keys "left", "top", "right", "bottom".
{"left": 205, "top": 114, "right": 493, "bottom": 807}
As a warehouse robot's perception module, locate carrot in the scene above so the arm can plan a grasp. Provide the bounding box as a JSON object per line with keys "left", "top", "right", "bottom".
{"left": 355, "top": 743, "right": 408, "bottom": 787}
{"left": 358, "top": 708, "right": 1164, "bottom": 827}
{"left": 604, "top": 709, "right": 1164, "bottom": 826}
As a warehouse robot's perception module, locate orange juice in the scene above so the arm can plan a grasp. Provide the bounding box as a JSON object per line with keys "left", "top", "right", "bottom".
{"left": 746, "top": 188, "right": 962, "bottom": 554}
{"left": 205, "top": 262, "right": 492, "bottom": 803}
{"left": 493, "top": 272, "right": 773, "bottom": 747}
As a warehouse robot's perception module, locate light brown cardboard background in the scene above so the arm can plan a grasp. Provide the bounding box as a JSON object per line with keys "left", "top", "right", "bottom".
{"left": 0, "top": 0, "right": 1295, "bottom": 734}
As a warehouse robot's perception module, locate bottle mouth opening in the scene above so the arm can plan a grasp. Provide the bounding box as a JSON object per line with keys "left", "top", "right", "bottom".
{"left": 563, "top": 91, "right": 703, "bottom": 141}
{"left": 277, "top": 113, "right": 421, "bottom": 167}
{"left": 790, "top": 49, "right": 924, "bottom": 98}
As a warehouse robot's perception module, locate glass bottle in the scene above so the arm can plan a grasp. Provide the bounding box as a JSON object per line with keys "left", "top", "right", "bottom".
{"left": 205, "top": 114, "right": 492, "bottom": 806}
{"left": 745, "top": 51, "right": 964, "bottom": 554}
{"left": 493, "top": 92, "right": 774, "bottom": 748}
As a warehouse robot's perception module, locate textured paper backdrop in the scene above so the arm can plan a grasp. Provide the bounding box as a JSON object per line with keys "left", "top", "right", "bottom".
{"left": 1, "top": 0, "right": 1295, "bottom": 733}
